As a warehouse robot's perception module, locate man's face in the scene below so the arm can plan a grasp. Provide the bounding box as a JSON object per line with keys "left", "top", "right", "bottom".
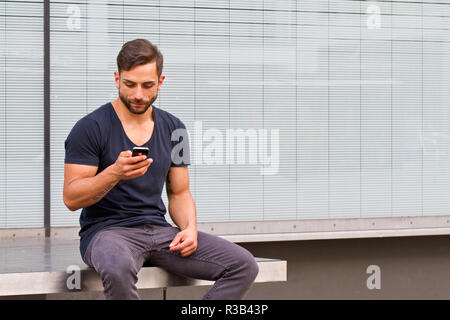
{"left": 114, "top": 61, "right": 164, "bottom": 115}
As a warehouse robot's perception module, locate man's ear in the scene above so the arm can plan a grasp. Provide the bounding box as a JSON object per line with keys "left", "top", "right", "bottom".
{"left": 114, "top": 71, "right": 120, "bottom": 89}
{"left": 158, "top": 75, "right": 165, "bottom": 91}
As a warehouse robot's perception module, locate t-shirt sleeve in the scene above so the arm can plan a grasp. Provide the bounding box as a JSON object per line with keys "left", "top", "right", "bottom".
{"left": 170, "top": 119, "right": 191, "bottom": 167}
{"left": 64, "top": 118, "right": 102, "bottom": 167}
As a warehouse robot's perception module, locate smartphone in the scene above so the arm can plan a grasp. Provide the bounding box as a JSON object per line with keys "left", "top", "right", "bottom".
{"left": 132, "top": 146, "right": 149, "bottom": 158}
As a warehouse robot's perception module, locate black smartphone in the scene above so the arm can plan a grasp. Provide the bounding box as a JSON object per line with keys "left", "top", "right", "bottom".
{"left": 132, "top": 146, "right": 149, "bottom": 158}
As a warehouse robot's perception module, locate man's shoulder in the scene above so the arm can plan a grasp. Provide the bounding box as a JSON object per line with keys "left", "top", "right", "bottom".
{"left": 74, "top": 103, "right": 111, "bottom": 129}
{"left": 83, "top": 102, "right": 112, "bottom": 122}
{"left": 69, "top": 103, "right": 112, "bottom": 137}
{"left": 156, "top": 106, "right": 186, "bottom": 129}
{"left": 65, "top": 103, "right": 112, "bottom": 155}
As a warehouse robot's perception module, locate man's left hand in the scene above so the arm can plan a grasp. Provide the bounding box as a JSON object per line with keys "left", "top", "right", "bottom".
{"left": 169, "top": 227, "right": 198, "bottom": 257}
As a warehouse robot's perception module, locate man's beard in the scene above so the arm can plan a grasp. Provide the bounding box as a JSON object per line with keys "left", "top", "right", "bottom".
{"left": 119, "top": 92, "right": 157, "bottom": 115}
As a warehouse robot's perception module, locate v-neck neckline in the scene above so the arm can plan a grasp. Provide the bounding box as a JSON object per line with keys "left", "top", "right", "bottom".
{"left": 110, "top": 102, "right": 157, "bottom": 147}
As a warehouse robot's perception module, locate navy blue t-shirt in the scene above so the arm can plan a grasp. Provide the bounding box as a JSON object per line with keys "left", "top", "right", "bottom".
{"left": 64, "top": 102, "right": 191, "bottom": 258}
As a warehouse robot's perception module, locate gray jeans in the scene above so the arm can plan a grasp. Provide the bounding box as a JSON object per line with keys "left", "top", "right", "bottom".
{"left": 82, "top": 224, "right": 259, "bottom": 300}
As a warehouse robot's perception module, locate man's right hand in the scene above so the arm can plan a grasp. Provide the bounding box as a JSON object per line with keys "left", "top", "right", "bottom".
{"left": 111, "top": 150, "right": 153, "bottom": 180}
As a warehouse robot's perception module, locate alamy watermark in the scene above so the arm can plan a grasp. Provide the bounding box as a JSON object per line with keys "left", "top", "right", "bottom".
{"left": 171, "top": 121, "right": 280, "bottom": 176}
{"left": 66, "top": 265, "right": 81, "bottom": 290}
{"left": 366, "top": 265, "right": 381, "bottom": 290}
{"left": 66, "top": 5, "right": 81, "bottom": 30}
{"left": 366, "top": 3, "right": 382, "bottom": 30}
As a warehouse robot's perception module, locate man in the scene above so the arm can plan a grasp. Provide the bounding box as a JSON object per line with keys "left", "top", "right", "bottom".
{"left": 63, "top": 39, "right": 259, "bottom": 300}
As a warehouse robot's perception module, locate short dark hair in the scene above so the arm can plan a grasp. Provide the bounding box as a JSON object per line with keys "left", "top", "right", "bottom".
{"left": 116, "top": 39, "right": 163, "bottom": 77}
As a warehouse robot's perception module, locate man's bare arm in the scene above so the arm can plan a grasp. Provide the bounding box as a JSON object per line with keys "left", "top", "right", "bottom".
{"left": 63, "top": 151, "right": 152, "bottom": 211}
{"left": 63, "top": 163, "right": 119, "bottom": 211}
{"left": 166, "top": 166, "right": 196, "bottom": 230}
{"left": 166, "top": 166, "right": 197, "bottom": 257}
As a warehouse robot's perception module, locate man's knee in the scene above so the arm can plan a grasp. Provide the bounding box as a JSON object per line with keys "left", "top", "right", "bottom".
{"left": 82, "top": 228, "right": 145, "bottom": 300}
{"left": 233, "top": 247, "right": 259, "bottom": 283}
{"left": 101, "top": 258, "right": 138, "bottom": 281}
{"left": 95, "top": 256, "right": 140, "bottom": 300}
{"left": 244, "top": 253, "right": 259, "bottom": 282}
{"left": 90, "top": 244, "right": 139, "bottom": 285}
{"left": 88, "top": 242, "right": 141, "bottom": 299}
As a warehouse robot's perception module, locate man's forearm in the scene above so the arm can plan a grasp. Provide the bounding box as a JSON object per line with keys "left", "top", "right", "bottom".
{"left": 168, "top": 191, "right": 197, "bottom": 230}
{"left": 64, "top": 165, "right": 120, "bottom": 211}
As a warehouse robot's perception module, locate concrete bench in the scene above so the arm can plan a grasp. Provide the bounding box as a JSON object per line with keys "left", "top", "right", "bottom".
{"left": 0, "top": 237, "right": 287, "bottom": 298}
